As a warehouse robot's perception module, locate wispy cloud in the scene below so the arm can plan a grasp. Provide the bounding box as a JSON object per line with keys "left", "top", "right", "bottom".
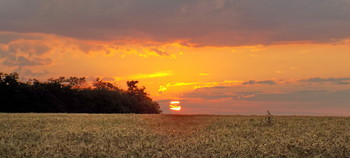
{"left": 242, "top": 80, "right": 276, "bottom": 85}
{"left": 178, "top": 85, "right": 350, "bottom": 115}
{"left": 131, "top": 71, "right": 173, "bottom": 79}
{"left": 158, "top": 80, "right": 243, "bottom": 93}
{"left": 158, "top": 86, "right": 168, "bottom": 94}
{"left": 149, "top": 48, "right": 170, "bottom": 56}
{"left": 300, "top": 77, "right": 350, "bottom": 85}
{"left": 199, "top": 73, "right": 209, "bottom": 76}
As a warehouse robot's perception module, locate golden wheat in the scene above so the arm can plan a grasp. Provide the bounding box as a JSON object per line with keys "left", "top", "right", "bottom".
{"left": 0, "top": 114, "right": 349, "bottom": 157}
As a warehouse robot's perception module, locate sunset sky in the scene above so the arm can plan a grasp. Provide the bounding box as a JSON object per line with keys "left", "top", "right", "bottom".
{"left": 1, "top": 0, "right": 350, "bottom": 115}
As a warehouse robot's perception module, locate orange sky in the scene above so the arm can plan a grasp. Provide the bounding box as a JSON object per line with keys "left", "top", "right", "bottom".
{"left": 1, "top": 0, "right": 350, "bottom": 115}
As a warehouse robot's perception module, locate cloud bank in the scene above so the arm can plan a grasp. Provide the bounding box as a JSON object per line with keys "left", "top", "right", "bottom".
{"left": 0, "top": 39, "right": 52, "bottom": 67}
{"left": 1, "top": 0, "right": 350, "bottom": 46}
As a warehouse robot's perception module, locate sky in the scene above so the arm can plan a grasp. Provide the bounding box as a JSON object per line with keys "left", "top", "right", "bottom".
{"left": 1, "top": 0, "right": 350, "bottom": 115}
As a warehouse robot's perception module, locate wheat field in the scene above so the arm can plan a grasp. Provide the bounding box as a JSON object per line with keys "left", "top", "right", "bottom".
{"left": 0, "top": 113, "right": 349, "bottom": 157}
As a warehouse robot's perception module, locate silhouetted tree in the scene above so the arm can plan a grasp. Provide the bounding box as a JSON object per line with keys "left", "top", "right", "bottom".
{"left": 127, "top": 80, "right": 162, "bottom": 114}
{"left": 0, "top": 72, "right": 162, "bottom": 114}
{"left": 93, "top": 78, "right": 117, "bottom": 90}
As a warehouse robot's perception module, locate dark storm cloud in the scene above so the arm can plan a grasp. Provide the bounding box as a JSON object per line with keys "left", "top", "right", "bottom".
{"left": 1, "top": 0, "right": 350, "bottom": 46}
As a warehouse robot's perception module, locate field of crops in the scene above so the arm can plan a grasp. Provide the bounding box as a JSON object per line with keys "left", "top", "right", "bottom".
{"left": 0, "top": 113, "right": 349, "bottom": 157}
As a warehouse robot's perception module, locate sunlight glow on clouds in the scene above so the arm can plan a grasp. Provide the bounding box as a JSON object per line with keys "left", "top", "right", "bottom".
{"left": 130, "top": 71, "right": 173, "bottom": 79}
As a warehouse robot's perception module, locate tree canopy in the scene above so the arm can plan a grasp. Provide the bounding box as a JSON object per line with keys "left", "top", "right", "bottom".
{"left": 0, "top": 72, "right": 162, "bottom": 114}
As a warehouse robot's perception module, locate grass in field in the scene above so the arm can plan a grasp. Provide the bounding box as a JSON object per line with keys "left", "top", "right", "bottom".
{"left": 0, "top": 113, "right": 349, "bottom": 157}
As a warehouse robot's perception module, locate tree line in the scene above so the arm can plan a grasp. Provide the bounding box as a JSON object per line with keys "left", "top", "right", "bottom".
{"left": 0, "top": 72, "right": 162, "bottom": 114}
